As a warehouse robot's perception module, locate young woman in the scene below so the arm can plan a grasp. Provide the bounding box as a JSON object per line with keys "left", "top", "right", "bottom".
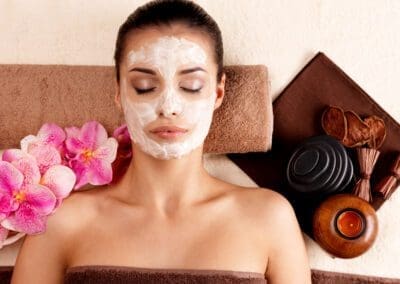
{"left": 11, "top": 0, "right": 311, "bottom": 283}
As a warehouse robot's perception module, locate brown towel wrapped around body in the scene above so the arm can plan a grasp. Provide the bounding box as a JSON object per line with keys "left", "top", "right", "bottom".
{"left": 64, "top": 265, "right": 267, "bottom": 284}
{"left": 0, "top": 64, "right": 272, "bottom": 154}
{"left": 2, "top": 265, "right": 400, "bottom": 283}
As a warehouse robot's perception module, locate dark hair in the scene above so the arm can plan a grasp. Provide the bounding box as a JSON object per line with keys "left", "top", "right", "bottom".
{"left": 113, "top": 0, "right": 224, "bottom": 83}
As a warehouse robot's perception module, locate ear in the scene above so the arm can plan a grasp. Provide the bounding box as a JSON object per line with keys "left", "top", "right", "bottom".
{"left": 214, "top": 72, "right": 226, "bottom": 110}
{"left": 114, "top": 80, "right": 123, "bottom": 113}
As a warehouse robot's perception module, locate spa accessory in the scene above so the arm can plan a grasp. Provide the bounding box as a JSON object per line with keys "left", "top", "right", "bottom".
{"left": 373, "top": 152, "right": 400, "bottom": 199}
{"left": 285, "top": 134, "right": 354, "bottom": 198}
{"left": 229, "top": 52, "right": 400, "bottom": 238}
{"left": 229, "top": 52, "right": 400, "bottom": 210}
{"left": 321, "top": 106, "right": 386, "bottom": 149}
{"left": 352, "top": 147, "right": 380, "bottom": 203}
{"left": 312, "top": 193, "right": 378, "bottom": 258}
{"left": 321, "top": 105, "right": 387, "bottom": 203}
{"left": 0, "top": 64, "right": 272, "bottom": 154}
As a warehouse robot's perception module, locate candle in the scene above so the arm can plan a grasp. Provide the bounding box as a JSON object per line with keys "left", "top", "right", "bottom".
{"left": 336, "top": 209, "right": 365, "bottom": 239}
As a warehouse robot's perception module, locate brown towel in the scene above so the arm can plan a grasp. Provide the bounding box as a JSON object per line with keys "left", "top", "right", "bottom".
{"left": 0, "top": 64, "right": 272, "bottom": 154}
{"left": 2, "top": 266, "right": 400, "bottom": 284}
{"left": 64, "top": 265, "right": 267, "bottom": 284}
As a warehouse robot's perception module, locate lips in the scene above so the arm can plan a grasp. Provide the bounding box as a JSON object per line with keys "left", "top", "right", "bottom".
{"left": 150, "top": 125, "right": 188, "bottom": 139}
{"left": 150, "top": 126, "right": 188, "bottom": 133}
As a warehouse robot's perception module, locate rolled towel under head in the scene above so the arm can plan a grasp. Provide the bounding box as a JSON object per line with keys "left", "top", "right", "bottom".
{"left": 0, "top": 64, "right": 272, "bottom": 154}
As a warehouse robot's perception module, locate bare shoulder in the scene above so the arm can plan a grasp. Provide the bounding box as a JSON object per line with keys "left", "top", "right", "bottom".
{"left": 239, "top": 187, "right": 301, "bottom": 240}
{"left": 47, "top": 186, "right": 109, "bottom": 243}
{"left": 50, "top": 187, "right": 101, "bottom": 229}
{"left": 229, "top": 186, "right": 311, "bottom": 282}
{"left": 10, "top": 188, "right": 102, "bottom": 283}
{"left": 232, "top": 186, "right": 295, "bottom": 222}
{"left": 16, "top": 188, "right": 103, "bottom": 259}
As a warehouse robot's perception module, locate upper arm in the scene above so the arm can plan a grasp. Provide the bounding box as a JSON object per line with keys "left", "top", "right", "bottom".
{"left": 11, "top": 195, "right": 80, "bottom": 284}
{"left": 263, "top": 191, "right": 312, "bottom": 284}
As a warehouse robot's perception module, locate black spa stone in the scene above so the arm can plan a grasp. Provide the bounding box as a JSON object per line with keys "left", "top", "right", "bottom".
{"left": 285, "top": 135, "right": 354, "bottom": 197}
{"left": 304, "top": 135, "right": 349, "bottom": 194}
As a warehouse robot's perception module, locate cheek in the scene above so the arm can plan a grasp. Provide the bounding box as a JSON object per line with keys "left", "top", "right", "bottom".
{"left": 133, "top": 101, "right": 158, "bottom": 125}
{"left": 121, "top": 94, "right": 158, "bottom": 127}
{"left": 182, "top": 95, "right": 215, "bottom": 125}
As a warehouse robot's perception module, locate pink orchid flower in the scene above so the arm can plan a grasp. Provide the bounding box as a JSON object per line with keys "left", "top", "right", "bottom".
{"left": 65, "top": 121, "right": 118, "bottom": 190}
{"left": 2, "top": 149, "right": 76, "bottom": 211}
{"left": 110, "top": 124, "right": 133, "bottom": 185}
{"left": 113, "top": 123, "right": 132, "bottom": 159}
{"left": 19, "top": 123, "right": 68, "bottom": 174}
{"left": 113, "top": 124, "right": 131, "bottom": 146}
{"left": 0, "top": 159, "right": 56, "bottom": 234}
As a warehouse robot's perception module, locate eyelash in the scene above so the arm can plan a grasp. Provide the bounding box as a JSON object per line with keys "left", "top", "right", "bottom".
{"left": 135, "top": 87, "right": 156, "bottom": 94}
{"left": 134, "top": 87, "right": 202, "bottom": 94}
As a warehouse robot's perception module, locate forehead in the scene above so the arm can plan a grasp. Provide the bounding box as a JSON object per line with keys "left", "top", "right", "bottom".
{"left": 123, "top": 23, "right": 214, "bottom": 65}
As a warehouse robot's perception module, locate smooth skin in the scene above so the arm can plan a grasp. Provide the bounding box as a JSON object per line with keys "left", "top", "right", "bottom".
{"left": 11, "top": 23, "right": 311, "bottom": 284}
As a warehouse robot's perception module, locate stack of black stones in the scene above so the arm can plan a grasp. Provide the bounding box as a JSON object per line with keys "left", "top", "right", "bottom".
{"left": 284, "top": 134, "right": 356, "bottom": 235}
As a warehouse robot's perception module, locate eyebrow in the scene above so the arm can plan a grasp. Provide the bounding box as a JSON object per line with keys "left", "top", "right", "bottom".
{"left": 128, "top": 67, "right": 207, "bottom": 75}
{"left": 129, "top": 67, "right": 157, "bottom": 75}
{"left": 178, "top": 67, "right": 207, "bottom": 75}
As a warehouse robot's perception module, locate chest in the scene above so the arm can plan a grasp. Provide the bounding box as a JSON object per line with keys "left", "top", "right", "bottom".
{"left": 68, "top": 210, "right": 268, "bottom": 272}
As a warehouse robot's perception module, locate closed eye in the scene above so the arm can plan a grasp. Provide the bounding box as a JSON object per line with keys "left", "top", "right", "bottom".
{"left": 135, "top": 87, "right": 156, "bottom": 94}
{"left": 181, "top": 87, "right": 202, "bottom": 93}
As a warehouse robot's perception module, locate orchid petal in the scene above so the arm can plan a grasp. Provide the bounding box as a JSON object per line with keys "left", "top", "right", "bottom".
{"left": 112, "top": 124, "right": 132, "bottom": 159}
{"left": 80, "top": 121, "right": 108, "bottom": 150}
{"left": 2, "top": 149, "right": 28, "bottom": 163}
{"left": 28, "top": 144, "right": 62, "bottom": 175}
{"left": 113, "top": 124, "right": 131, "bottom": 145}
{"left": 24, "top": 184, "right": 56, "bottom": 215}
{"left": 41, "top": 165, "right": 76, "bottom": 199}
{"left": 0, "top": 161, "right": 24, "bottom": 194}
{"left": 65, "top": 136, "right": 85, "bottom": 155}
{"left": 12, "top": 156, "right": 41, "bottom": 186}
{"left": 0, "top": 212, "right": 7, "bottom": 221}
{"left": 87, "top": 158, "right": 113, "bottom": 186}
{"left": 1, "top": 203, "right": 47, "bottom": 234}
{"left": 0, "top": 194, "right": 13, "bottom": 217}
{"left": 72, "top": 154, "right": 113, "bottom": 188}
{"left": 94, "top": 137, "right": 118, "bottom": 163}
{"left": 58, "top": 144, "right": 70, "bottom": 164}
{"left": 37, "top": 123, "right": 66, "bottom": 146}
{"left": 20, "top": 135, "right": 38, "bottom": 153}
{"left": 65, "top": 126, "right": 80, "bottom": 139}
{"left": 70, "top": 160, "right": 90, "bottom": 190}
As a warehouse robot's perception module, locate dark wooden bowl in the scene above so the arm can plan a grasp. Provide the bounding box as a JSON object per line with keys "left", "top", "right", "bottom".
{"left": 312, "top": 193, "right": 378, "bottom": 258}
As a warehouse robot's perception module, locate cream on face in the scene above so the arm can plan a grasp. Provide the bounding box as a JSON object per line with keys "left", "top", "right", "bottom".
{"left": 120, "top": 36, "right": 216, "bottom": 160}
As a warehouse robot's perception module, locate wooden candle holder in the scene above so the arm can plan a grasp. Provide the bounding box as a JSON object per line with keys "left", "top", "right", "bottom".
{"left": 312, "top": 193, "right": 378, "bottom": 258}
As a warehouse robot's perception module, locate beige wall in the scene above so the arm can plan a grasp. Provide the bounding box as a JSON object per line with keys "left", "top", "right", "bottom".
{"left": 1, "top": 0, "right": 400, "bottom": 278}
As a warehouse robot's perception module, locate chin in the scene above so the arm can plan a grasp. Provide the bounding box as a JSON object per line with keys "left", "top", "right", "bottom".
{"left": 140, "top": 140, "right": 204, "bottom": 161}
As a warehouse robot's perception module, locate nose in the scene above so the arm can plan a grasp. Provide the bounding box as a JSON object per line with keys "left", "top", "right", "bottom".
{"left": 157, "top": 90, "right": 183, "bottom": 117}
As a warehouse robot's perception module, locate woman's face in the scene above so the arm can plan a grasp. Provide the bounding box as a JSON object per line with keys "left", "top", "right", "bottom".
{"left": 115, "top": 24, "right": 225, "bottom": 160}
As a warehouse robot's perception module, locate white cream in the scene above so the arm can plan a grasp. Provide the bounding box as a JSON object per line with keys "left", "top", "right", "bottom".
{"left": 120, "top": 36, "right": 216, "bottom": 160}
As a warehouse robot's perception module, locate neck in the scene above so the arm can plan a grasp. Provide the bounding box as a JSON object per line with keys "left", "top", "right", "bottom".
{"left": 116, "top": 143, "right": 214, "bottom": 217}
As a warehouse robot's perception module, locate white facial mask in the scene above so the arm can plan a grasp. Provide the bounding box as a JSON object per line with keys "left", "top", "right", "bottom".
{"left": 120, "top": 36, "right": 217, "bottom": 160}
